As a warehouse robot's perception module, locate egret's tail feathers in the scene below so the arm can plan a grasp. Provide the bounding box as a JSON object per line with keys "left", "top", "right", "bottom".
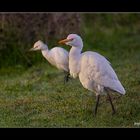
{"left": 114, "top": 81, "right": 126, "bottom": 95}
{"left": 115, "top": 86, "right": 126, "bottom": 95}
{"left": 111, "top": 80, "right": 126, "bottom": 95}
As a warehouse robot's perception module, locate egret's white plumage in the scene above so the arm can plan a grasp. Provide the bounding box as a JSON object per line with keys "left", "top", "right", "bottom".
{"left": 59, "top": 34, "right": 126, "bottom": 115}
{"left": 30, "top": 40, "right": 69, "bottom": 82}
{"left": 79, "top": 51, "right": 125, "bottom": 95}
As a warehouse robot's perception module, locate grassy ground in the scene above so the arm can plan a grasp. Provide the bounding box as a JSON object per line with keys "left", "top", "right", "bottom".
{"left": 0, "top": 14, "right": 140, "bottom": 127}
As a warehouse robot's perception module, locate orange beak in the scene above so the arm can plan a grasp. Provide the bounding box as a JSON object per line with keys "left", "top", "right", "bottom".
{"left": 58, "top": 38, "right": 73, "bottom": 44}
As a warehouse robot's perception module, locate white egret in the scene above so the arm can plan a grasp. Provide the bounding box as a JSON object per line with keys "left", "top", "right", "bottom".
{"left": 59, "top": 34, "right": 126, "bottom": 115}
{"left": 30, "top": 40, "right": 70, "bottom": 83}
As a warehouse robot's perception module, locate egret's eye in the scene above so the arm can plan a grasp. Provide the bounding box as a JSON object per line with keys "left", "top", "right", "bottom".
{"left": 66, "top": 38, "right": 74, "bottom": 42}
{"left": 69, "top": 38, "right": 74, "bottom": 41}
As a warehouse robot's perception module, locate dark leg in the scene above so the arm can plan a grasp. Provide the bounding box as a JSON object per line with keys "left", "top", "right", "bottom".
{"left": 107, "top": 92, "right": 116, "bottom": 115}
{"left": 64, "top": 71, "right": 70, "bottom": 84}
{"left": 94, "top": 95, "right": 100, "bottom": 116}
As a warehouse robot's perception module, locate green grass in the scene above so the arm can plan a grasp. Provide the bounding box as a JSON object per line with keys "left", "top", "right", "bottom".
{"left": 0, "top": 14, "right": 140, "bottom": 127}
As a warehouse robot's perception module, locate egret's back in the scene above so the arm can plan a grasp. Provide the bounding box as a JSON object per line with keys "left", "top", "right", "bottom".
{"left": 49, "top": 47, "right": 69, "bottom": 72}
{"left": 79, "top": 51, "right": 126, "bottom": 95}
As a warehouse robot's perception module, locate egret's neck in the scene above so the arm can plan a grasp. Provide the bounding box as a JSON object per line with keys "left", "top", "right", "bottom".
{"left": 69, "top": 46, "right": 82, "bottom": 56}
{"left": 41, "top": 45, "right": 49, "bottom": 60}
{"left": 69, "top": 46, "right": 83, "bottom": 78}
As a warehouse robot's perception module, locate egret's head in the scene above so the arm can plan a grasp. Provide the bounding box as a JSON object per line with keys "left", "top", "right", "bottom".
{"left": 58, "top": 34, "right": 83, "bottom": 48}
{"left": 30, "top": 40, "right": 48, "bottom": 51}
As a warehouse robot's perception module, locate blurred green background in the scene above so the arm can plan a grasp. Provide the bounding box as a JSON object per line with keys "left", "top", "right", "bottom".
{"left": 0, "top": 13, "right": 140, "bottom": 127}
{"left": 0, "top": 13, "right": 140, "bottom": 67}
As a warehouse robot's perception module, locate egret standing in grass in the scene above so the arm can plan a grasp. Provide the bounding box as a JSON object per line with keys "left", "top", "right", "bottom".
{"left": 59, "top": 34, "right": 126, "bottom": 115}
{"left": 30, "top": 40, "right": 70, "bottom": 83}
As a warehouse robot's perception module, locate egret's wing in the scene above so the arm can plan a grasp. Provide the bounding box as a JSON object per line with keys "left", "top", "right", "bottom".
{"left": 50, "top": 47, "right": 69, "bottom": 71}
{"left": 80, "top": 51, "right": 125, "bottom": 94}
